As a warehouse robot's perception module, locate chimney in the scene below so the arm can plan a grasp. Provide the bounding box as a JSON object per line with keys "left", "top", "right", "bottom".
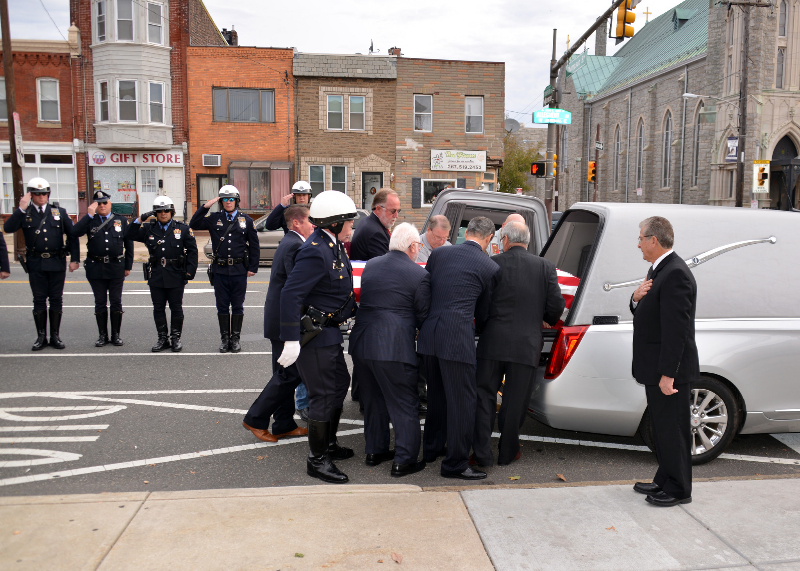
{"left": 388, "top": 46, "right": 402, "bottom": 56}
{"left": 68, "top": 22, "right": 81, "bottom": 57}
{"left": 221, "top": 26, "right": 238, "bottom": 46}
{"left": 595, "top": 18, "right": 607, "bottom": 56}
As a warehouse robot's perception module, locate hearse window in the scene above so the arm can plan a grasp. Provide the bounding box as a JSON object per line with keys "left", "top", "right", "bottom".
{"left": 445, "top": 205, "right": 540, "bottom": 253}
{"left": 542, "top": 210, "right": 600, "bottom": 278}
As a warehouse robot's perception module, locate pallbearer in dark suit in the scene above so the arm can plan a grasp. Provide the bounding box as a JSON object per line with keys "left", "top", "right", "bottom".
{"left": 417, "top": 216, "right": 499, "bottom": 480}
{"left": 278, "top": 191, "right": 358, "bottom": 484}
{"left": 73, "top": 190, "right": 134, "bottom": 347}
{"left": 349, "top": 223, "right": 430, "bottom": 477}
{"left": 472, "top": 221, "right": 565, "bottom": 467}
{"left": 264, "top": 181, "right": 312, "bottom": 234}
{"left": 3, "top": 177, "right": 80, "bottom": 350}
{"left": 630, "top": 216, "right": 698, "bottom": 507}
{"left": 0, "top": 232, "right": 10, "bottom": 279}
{"left": 126, "top": 195, "right": 198, "bottom": 352}
{"left": 190, "top": 185, "right": 259, "bottom": 353}
{"left": 349, "top": 188, "right": 397, "bottom": 262}
{"left": 242, "top": 205, "right": 313, "bottom": 443}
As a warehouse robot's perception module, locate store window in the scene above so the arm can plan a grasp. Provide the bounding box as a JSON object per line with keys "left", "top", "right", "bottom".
{"left": 149, "top": 82, "right": 164, "bottom": 123}
{"left": 118, "top": 80, "right": 137, "bottom": 121}
{"left": 213, "top": 88, "right": 275, "bottom": 123}
{"left": 465, "top": 96, "right": 483, "bottom": 134}
{"left": 309, "top": 165, "right": 325, "bottom": 197}
{"left": 422, "top": 179, "right": 455, "bottom": 206}
{"left": 350, "top": 96, "right": 364, "bottom": 131}
{"left": 331, "top": 166, "right": 347, "bottom": 192}
{"left": 117, "top": 0, "right": 133, "bottom": 41}
{"left": 96, "top": 1, "right": 106, "bottom": 42}
{"left": 141, "top": 168, "right": 157, "bottom": 194}
{"left": 228, "top": 164, "right": 281, "bottom": 210}
{"left": 197, "top": 174, "right": 228, "bottom": 212}
{"left": 37, "top": 78, "right": 60, "bottom": 122}
{"left": 3, "top": 154, "right": 77, "bottom": 214}
{"left": 147, "top": 2, "right": 163, "bottom": 44}
{"left": 414, "top": 95, "right": 432, "bottom": 131}
{"left": 327, "top": 95, "right": 343, "bottom": 130}
{"left": 99, "top": 81, "right": 109, "bottom": 121}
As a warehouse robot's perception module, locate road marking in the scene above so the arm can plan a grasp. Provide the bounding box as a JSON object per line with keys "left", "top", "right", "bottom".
{"left": 772, "top": 433, "right": 800, "bottom": 456}
{"left": 0, "top": 425, "right": 109, "bottom": 431}
{"left": 0, "top": 391, "right": 260, "bottom": 397}
{"left": 0, "top": 448, "right": 83, "bottom": 468}
{"left": 0, "top": 406, "right": 126, "bottom": 422}
{"left": 62, "top": 289, "right": 261, "bottom": 295}
{"left": 0, "top": 305, "right": 266, "bottom": 308}
{"left": 0, "top": 428, "right": 364, "bottom": 487}
{"left": 0, "top": 352, "right": 272, "bottom": 358}
{"left": 718, "top": 452, "right": 800, "bottom": 466}
{"left": 0, "top": 436, "right": 100, "bottom": 443}
{"left": 46, "top": 394, "right": 250, "bottom": 415}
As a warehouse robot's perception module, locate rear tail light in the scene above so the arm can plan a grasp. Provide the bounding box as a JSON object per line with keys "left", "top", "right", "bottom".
{"left": 545, "top": 325, "right": 589, "bottom": 379}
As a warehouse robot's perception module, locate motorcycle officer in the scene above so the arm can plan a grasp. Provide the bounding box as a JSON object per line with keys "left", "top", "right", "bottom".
{"left": 264, "top": 180, "right": 313, "bottom": 234}
{"left": 126, "top": 196, "right": 198, "bottom": 352}
{"left": 278, "top": 190, "right": 358, "bottom": 484}
{"left": 190, "top": 185, "right": 259, "bottom": 353}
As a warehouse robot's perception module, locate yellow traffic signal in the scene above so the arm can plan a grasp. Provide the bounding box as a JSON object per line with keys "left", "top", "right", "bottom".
{"left": 615, "top": 0, "right": 636, "bottom": 39}
{"left": 588, "top": 161, "right": 596, "bottom": 183}
{"left": 552, "top": 154, "right": 558, "bottom": 177}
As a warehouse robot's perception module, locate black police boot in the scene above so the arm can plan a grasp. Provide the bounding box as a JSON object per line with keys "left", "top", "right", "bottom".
{"left": 110, "top": 311, "right": 124, "bottom": 346}
{"left": 151, "top": 317, "right": 171, "bottom": 352}
{"left": 218, "top": 314, "right": 230, "bottom": 353}
{"left": 230, "top": 314, "right": 243, "bottom": 353}
{"left": 31, "top": 310, "right": 48, "bottom": 351}
{"left": 327, "top": 407, "right": 354, "bottom": 460}
{"left": 170, "top": 315, "right": 184, "bottom": 353}
{"left": 95, "top": 311, "right": 109, "bottom": 347}
{"left": 306, "top": 418, "right": 348, "bottom": 484}
{"left": 48, "top": 309, "right": 65, "bottom": 349}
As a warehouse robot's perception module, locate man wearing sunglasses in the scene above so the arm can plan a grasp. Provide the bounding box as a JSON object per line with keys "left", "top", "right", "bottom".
{"left": 350, "top": 188, "right": 400, "bottom": 262}
{"left": 190, "top": 185, "right": 259, "bottom": 353}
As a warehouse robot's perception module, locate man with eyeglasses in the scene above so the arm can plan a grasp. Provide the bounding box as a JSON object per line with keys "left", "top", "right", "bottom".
{"left": 417, "top": 215, "right": 452, "bottom": 264}
{"left": 190, "top": 185, "right": 259, "bottom": 353}
{"left": 350, "top": 188, "right": 400, "bottom": 262}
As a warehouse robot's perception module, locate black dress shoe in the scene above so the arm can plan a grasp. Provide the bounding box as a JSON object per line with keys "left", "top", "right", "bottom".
{"left": 646, "top": 491, "right": 692, "bottom": 507}
{"left": 365, "top": 450, "right": 395, "bottom": 466}
{"left": 441, "top": 466, "right": 487, "bottom": 480}
{"left": 423, "top": 447, "right": 446, "bottom": 463}
{"left": 634, "top": 482, "right": 662, "bottom": 495}
{"left": 418, "top": 403, "right": 428, "bottom": 415}
{"left": 391, "top": 461, "right": 426, "bottom": 477}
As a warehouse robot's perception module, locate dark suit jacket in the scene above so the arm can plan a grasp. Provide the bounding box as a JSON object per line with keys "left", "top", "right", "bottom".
{"left": 630, "top": 252, "right": 699, "bottom": 386}
{"left": 349, "top": 212, "right": 389, "bottom": 261}
{"left": 0, "top": 232, "right": 9, "bottom": 274}
{"left": 263, "top": 231, "right": 304, "bottom": 340}
{"left": 349, "top": 250, "right": 431, "bottom": 365}
{"left": 476, "top": 246, "right": 566, "bottom": 367}
{"left": 417, "top": 240, "right": 500, "bottom": 365}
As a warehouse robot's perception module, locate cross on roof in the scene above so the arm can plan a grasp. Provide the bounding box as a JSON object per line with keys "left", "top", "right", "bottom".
{"left": 643, "top": 6, "right": 652, "bottom": 22}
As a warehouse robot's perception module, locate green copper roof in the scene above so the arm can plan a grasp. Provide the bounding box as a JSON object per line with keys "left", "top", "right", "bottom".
{"left": 567, "top": 55, "right": 622, "bottom": 97}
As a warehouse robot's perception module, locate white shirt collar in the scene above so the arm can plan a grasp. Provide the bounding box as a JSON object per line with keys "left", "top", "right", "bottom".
{"left": 322, "top": 229, "right": 337, "bottom": 243}
{"left": 291, "top": 230, "right": 306, "bottom": 242}
{"left": 652, "top": 250, "right": 673, "bottom": 270}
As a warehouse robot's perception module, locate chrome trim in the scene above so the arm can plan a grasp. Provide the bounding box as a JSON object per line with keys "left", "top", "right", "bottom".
{"left": 603, "top": 236, "right": 777, "bottom": 292}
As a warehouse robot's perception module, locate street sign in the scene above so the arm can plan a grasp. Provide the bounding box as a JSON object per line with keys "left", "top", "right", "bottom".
{"left": 543, "top": 85, "right": 557, "bottom": 106}
{"left": 725, "top": 137, "right": 738, "bottom": 163}
{"left": 12, "top": 112, "right": 24, "bottom": 167}
{"left": 595, "top": 141, "right": 604, "bottom": 151}
{"left": 533, "top": 108, "right": 572, "bottom": 125}
{"left": 566, "top": 48, "right": 588, "bottom": 76}
{"left": 753, "top": 160, "right": 770, "bottom": 194}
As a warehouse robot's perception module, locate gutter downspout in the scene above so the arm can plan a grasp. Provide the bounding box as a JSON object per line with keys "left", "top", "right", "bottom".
{"left": 678, "top": 64, "right": 688, "bottom": 204}
{"left": 625, "top": 87, "right": 632, "bottom": 203}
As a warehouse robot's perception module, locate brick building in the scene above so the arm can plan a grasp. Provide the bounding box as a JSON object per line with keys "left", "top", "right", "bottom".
{"left": 393, "top": 57, "right": 505, "bottom": 228}
{"left": 1, "top": 32, "right": 82, "bottom": 219}
{"left": 294, "top": 53, "right": 396, "bottom": 212}
{"left": 187, "top": 45, "right": 295, "bottom": 216}
{"left": 70, "top": 0, "right": 226, "bottom": 220}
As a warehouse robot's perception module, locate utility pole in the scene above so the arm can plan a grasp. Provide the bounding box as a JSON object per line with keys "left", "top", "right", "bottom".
{"left": 735, "top": 5, "right": 749, "bottom": 207}
{"left": 0, "top": 0, "right": 25, "bottom": 257}
{"left": 554, "top": 125, "right": 560, "bottom": 211}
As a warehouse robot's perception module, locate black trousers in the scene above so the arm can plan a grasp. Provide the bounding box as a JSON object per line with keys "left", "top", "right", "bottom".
{"left": 29, "top": 269, "right": 65, "bottom": 312}
{"left": 213, "top": 272, "right": 247, "bottom": 315}
{"left": 355, "top": 356, "right": 421, "bottom": 465}
{"left": 473, "top": 359, "right": 536, "bottom": 466}
{"left": 149, "top": 285, "right": 184, "bottom": 321}
{"left": 243, "top": 339, "right": 302, "bottom": 435}
{"left": 422, "top": 355, "right": 476, "bottom": 473}
{"left": 646, "top": 382, "right": 693, "bottom": 499}
{"left": 88, "top": 277, "right": 125, "bottom": 313}
{"left": 295, "top": 343, "right": 350, "bottom": 422}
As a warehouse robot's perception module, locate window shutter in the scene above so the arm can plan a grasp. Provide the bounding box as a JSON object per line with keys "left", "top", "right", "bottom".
{"left": 412, "top": 177, "right": 421, "bottom": 208}
{"left": 457, "top": 177, "right": 467, "bottom": 189}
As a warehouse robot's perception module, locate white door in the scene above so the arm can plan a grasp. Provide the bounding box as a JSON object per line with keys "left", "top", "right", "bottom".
{"left": 162, "top": 167, "right": 185, "bottom": 219}
{"left": 138, "top": 168, "right": 158, "bottom": 214}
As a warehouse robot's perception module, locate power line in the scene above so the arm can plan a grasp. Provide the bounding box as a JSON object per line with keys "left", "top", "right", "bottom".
{"left": 37, "top": 0, "right": 67, "bottom": 42}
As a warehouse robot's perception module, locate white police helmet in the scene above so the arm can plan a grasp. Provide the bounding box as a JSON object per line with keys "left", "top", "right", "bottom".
{"left": 218, "top": 185, "right": 240, "bottom": 199}
{"left": 153, "top": 195, "right": 175, "bottom": 212}
{"left": 308, "top": 190, "right": 357, "bottom": 228}
{"left": 27, "top": 177, "right": 51, "bottom": 194}
{"left": 291, "top": 180, "right": 313, "bottom": 195}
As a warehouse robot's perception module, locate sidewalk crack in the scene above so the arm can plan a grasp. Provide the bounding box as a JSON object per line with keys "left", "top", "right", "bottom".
{"left": 679, "top": 504, "right": 758, "bottom": 570}
{"left": 93, "top": 491, "right": 150, "bottom": 571}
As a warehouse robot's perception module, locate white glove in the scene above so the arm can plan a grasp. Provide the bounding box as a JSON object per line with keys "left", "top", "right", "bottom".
{"left": 277, "top": 340, "right": 301, "bottom": 368}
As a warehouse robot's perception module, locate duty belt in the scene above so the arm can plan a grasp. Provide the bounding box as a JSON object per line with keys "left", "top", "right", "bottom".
{"left": 149, "top": 257, "right": 184, "bottom": 268}
{"left": 89, "top": 254, "right": 124, "bottom": 263}
{"left": 27, "top": 250, "right": 66, "bottom": 259}
{"left": 214, "top": 257, "right": 245, "bottom": 266}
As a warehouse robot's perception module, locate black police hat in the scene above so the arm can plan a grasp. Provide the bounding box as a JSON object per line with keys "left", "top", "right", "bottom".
{"left": 93, "top": 190, "right": 112, "bottom": 203}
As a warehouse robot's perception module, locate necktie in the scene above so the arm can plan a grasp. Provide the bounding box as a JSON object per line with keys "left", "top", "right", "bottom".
{"left": 646, "top": 266, "right": 653, "bottom": 280}
{"left": 227, "top": 214, "right": 233, "bottom": 222}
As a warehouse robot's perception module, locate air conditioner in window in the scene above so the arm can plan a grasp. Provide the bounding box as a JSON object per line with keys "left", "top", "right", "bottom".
{"left": 202, "top": 154, "right": 222, "bottom": 167}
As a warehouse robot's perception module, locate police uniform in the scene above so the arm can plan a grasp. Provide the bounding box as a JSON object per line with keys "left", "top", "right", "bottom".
{"left": 189, "top": 204, "right": 259, "bottom": 352}
{"left": 264, "top": 203, "right": 290, "bottom": 234}
{"left": 0, "top": 233, "right": 9, "bottom": 275}
{"left": 73, "top": 191, "right": 134, "bottom": 346}
{"left": 126, "top": 215, "right": 198, "bottom": 351}
{"left": 3, "top": 199, "right": 79, "bottom": 349}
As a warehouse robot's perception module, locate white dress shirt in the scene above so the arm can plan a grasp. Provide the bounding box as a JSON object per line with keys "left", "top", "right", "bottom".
{"left": 632, "top": 249, "right": 673, "bottom": 308}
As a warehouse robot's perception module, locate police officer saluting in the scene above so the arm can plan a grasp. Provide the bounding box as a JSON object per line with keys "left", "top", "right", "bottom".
{"left": 190, "top": 185, "right": 259, "bottom": 353}
{"left": 278, "top": 190, "right": 358, "bottom": 484}
{"left": 126, "top": 196, "right": 198, "bottom": 352}
{"left": 3, "top": 177, "right": 80, "bottom": 350}
{"left": 73, "top": 190, "right": 134, "bottom": 346}
{"left": 264, "top": 180, "right": 313, "bottom": 234}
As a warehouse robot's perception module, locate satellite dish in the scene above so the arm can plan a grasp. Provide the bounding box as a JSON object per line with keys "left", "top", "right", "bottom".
{"left": 504, "top": 118, "right": 520, "bottom": 133}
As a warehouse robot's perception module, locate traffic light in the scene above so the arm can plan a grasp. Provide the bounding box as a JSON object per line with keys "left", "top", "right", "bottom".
{"left": 588, "top": 161, "right": 596, "bottom": 183}
{"left": 552, "top": 154, "right": 558, "bottom": 177}
{"left": 756, "top": 166, "right": 769, "bottom": 190}
{"left": 614, "top": 0, "right": 637, "bottom": 42}
{"left": 531, "top": 161, "right": 546, "bottom": 177}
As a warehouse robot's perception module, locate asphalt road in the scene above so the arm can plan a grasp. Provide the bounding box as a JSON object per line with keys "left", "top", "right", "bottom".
{"left": 0, "top": 265, "right": 798, "bottom": 497}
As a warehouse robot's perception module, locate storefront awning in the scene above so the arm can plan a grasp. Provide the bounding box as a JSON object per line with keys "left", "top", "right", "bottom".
{"left": 228, "top": 161, "right": 293, "bottom": 170}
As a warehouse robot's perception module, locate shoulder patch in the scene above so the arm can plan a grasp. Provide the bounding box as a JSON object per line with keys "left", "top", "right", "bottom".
{"left": 311, "top": 242, "right": 318, "bottom": 246}
{"left": 189, "top": 229, "right": 194, "bottom": 236}
{"left": 204, "top": 211, "right": 211, "bottom": 218}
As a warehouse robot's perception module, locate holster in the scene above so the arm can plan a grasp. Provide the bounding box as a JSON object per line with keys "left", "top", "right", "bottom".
{"left": 17, "top": 254, "right": 28, "bottom": 274}
{"left": 143, "top": 261, "right": 152, "bottom": 281}
{"left": 207, "top": 264, "right": 215, "bottom": 286}
{"left": 299, "top": 306, "right": 328, "bottom": 347}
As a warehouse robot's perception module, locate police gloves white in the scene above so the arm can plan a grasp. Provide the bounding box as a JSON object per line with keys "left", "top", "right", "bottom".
{"left": 277, "top": 340, "right": 301, "bottom": 367}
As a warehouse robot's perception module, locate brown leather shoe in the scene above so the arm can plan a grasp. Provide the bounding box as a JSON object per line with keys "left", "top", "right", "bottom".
{"left": 242, "top": 422, "right": 278, "bottom": 443}
{"left": 273, "top": 426, "right": 309, "bottom": 439}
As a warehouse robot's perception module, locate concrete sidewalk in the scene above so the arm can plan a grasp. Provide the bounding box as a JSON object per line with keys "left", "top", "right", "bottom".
{"left": 1, "top": 478, "right": 798, "bottom": 571}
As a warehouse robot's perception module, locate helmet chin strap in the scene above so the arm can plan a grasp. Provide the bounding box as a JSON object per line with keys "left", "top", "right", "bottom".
{"left": 326, "top": 221, "right": 345, "bottom": 236}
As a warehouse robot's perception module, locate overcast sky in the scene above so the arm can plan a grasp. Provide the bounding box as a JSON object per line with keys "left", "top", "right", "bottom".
{"left": 11, "top": 0, "right": 685, "bottom": 127}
